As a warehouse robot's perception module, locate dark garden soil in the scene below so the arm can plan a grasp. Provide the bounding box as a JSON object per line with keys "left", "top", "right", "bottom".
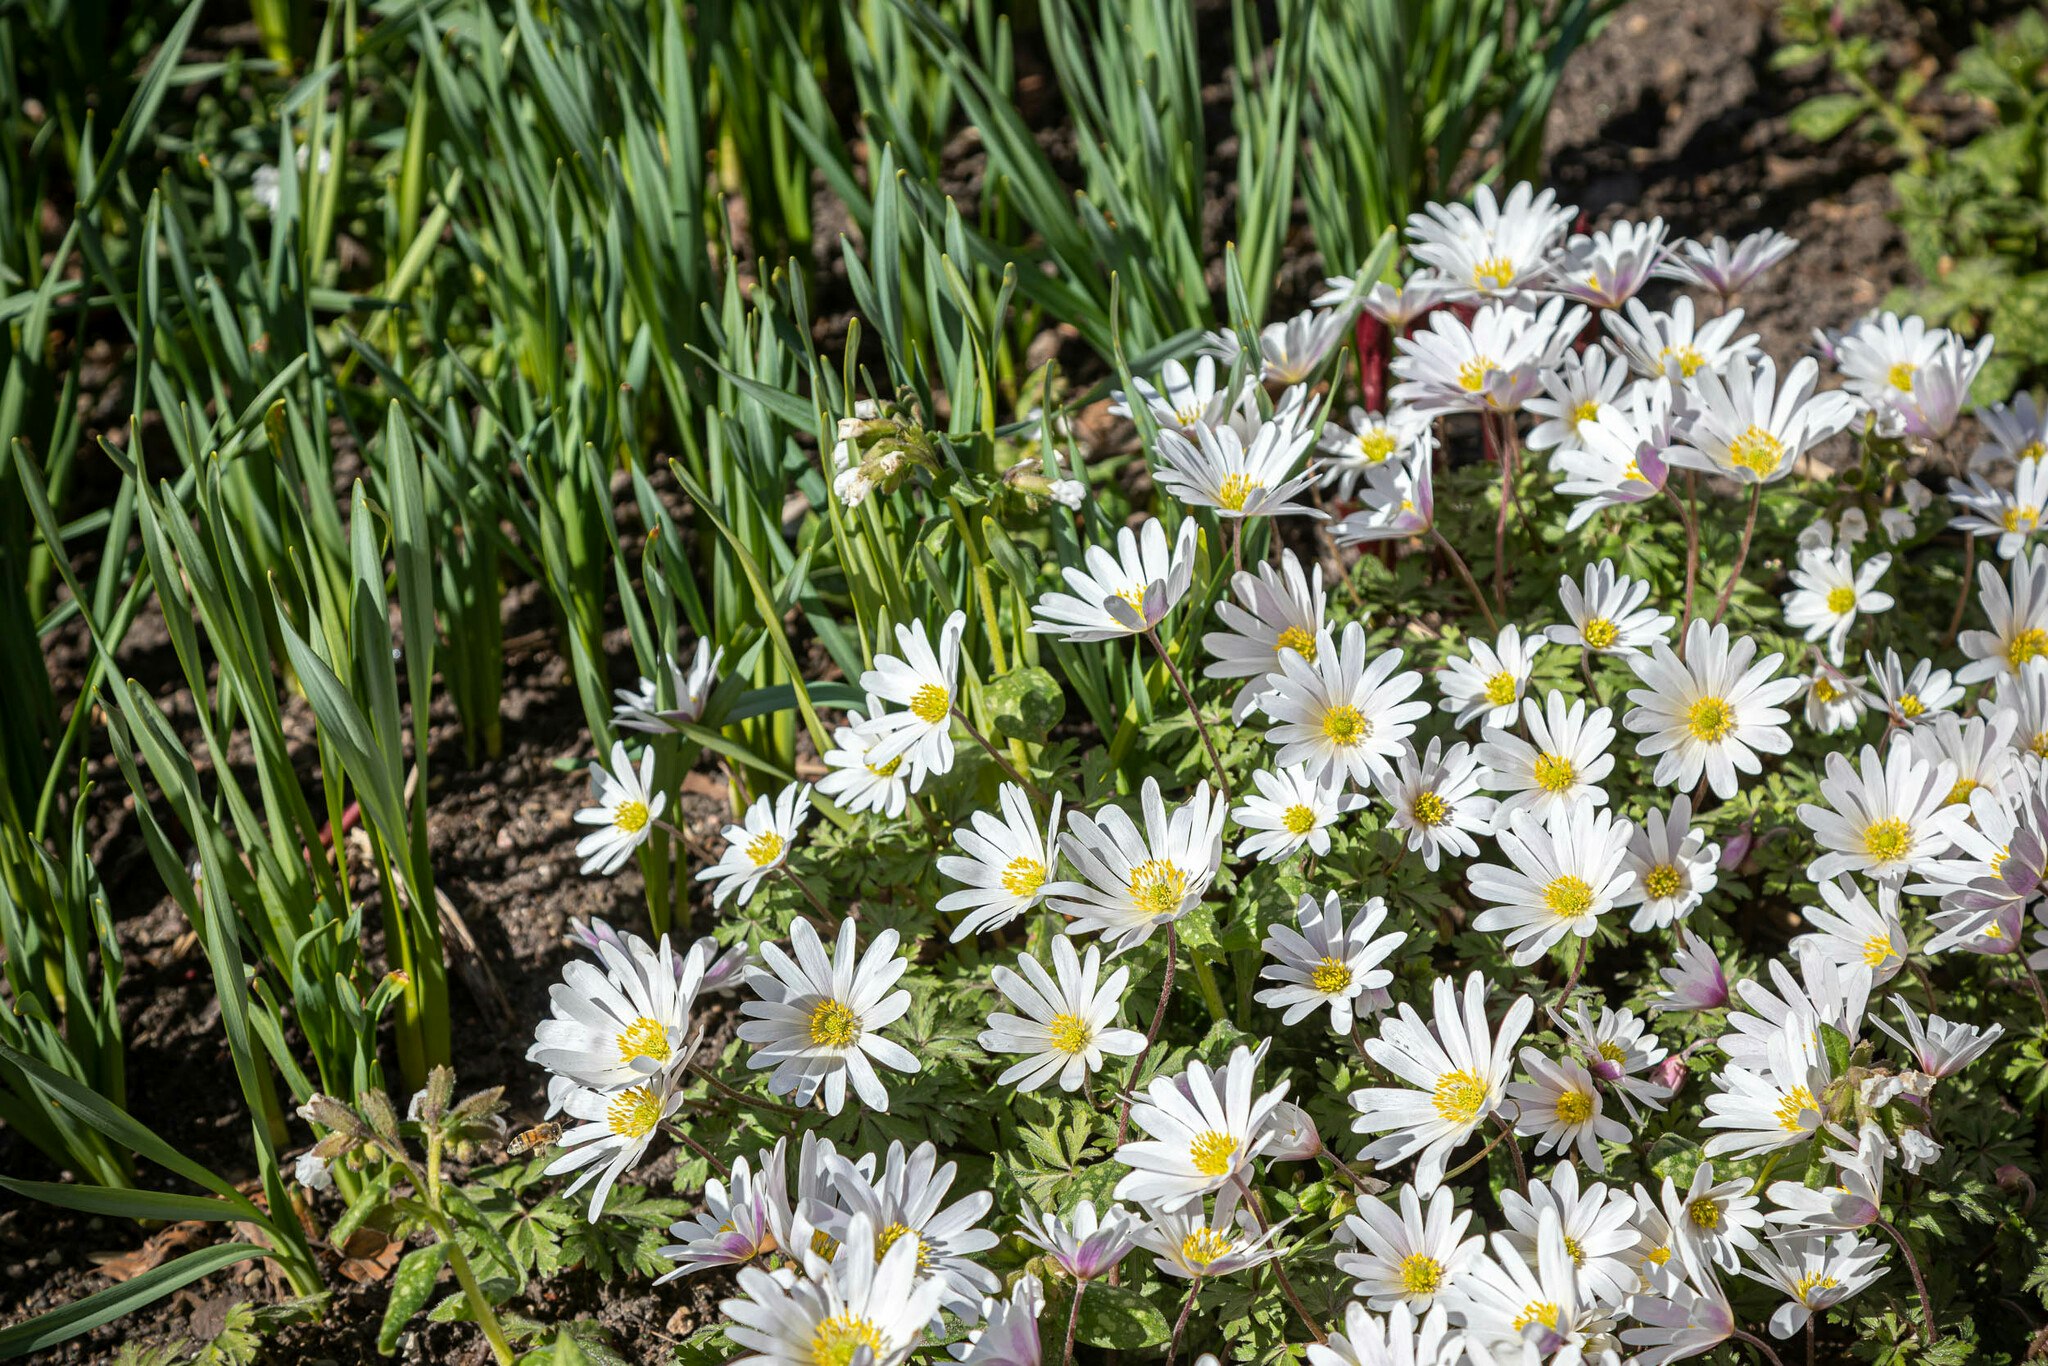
{"left": 0, "top": 0, "right": 1959, "bottom": 1359}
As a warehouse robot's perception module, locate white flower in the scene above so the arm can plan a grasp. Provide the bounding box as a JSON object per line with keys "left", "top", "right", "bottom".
{"left": 736, "top": 918, "right": 919, "bottom": 1115}
{"left": 1700, "top": 1017, "right": 1829, "bottom": 1161}
{"left": 1658, "top": 1161, "right": 1764, "bottom": 1273}
{"left": 1307, "top": 1302, "right": 1464, "bottom": 1366}
{"left": 1248, "top": 308, "right": 1348, "bottom": 384}
{"left": 1254, "top": 892, "right": 1406, "bottom": 1033}
{"left": 1110, "top": 357, "right": 1230, "bottom": 433}
{"left": 1798, "top": 877, "right": 1908, "bottom": 983}
{"left": 1616, "top": 794, "right": 1719, "bottom": 931}
{"left": 1554, "top": 1001, "right": 1672, "bottom": 1121}
{"left": 544, "top": 1077, "right": 683, "bottom": 1219}
{"left": 1991, "top": 658, "right": 2048, "bottom": 768}
{"left": 1438, "top": 624, "right": 1548, "bottom": 730}
{"left": 1546, "top": 560, "right": 1673, "bottom": 657}
{"left": 1203, "top": 548, "right": 1327, "bottom": 721}
{"left": 958, "top": 1275, "right": 1044, "bottom": 1366}
{"left": 1782, "top": 546, "right": 1893, "bottom": 663}
{"left": 722, "top": 1213, "right": 946, "bottom": 1366}
{"left": 1873, "top": 998, "right": 2003, "bottom": 1078}
{"left": 1030, "top": 516, "right": 1199, "bottom": 642}
{"left": 1337, "top": 1185, "right": 1484, "bottom": 1313}
{"left": 1620, "top": 1262, "right": 1737, "bottom": 1366}
{"left": 1958, "top": 545, "right": 2048, "bottom": 684}
{"left": 1153, "top": 414, "right": 1321, "bottom": 519}
{"left": 658, "top": 1148, "right": 782, "bottom": 1279}
{"left": 613, "top": 639, "right": 724, "bottom": 734}
{"left": 1508, "top": 1049, "right": 1627, "bottom": 1170}
{"left": 1233, "top": 764, "right": 1367, "bottom": 862}
{"left": 819, "top": 1140, "right": 1000, "bottom": 1317}
{"left": 696, "top": 783, "right": 813, "bottom": 908}
{"left": 1405, "top": 181, "right": 1573, "bottom": 300}
{"left": 1653, "top": 228, "right": 1799, "bottom": 297}
{"left": 858, "top": 611, "right": 965, "bottom": 781}
{"left": 938, "top": 783, "right": 1063, "bottom": 941}
{"left": 1359, "top": 271, "right": 1459, "bottom": 328}
{"left": 1837, "top": 311, "right": 1992, "bottom": 440}
{"left": 1602, "top": 295, "right": 1758, "bottom": 381}
{"left": 1389, "top": 297, "right": 1585, "bottom": 415}
{"left": 294, "top": 1151, "right": 332, "bottom": 1192}
{"left": 1444, "top": 1208, "right": 1614, "bottom": 1363}
{"left": 1622, "top": 618, "right": 1801, "bottom": 799}
{"left": 818, "top": 698, "right": 912, "bottom": 817}
{"left": 1134, "top": 1200, "right": 1288, "bottom": 1280}
{"left": 1948, "top": 456, "right": 2048, "bottom": 560}
{"left": 1548, "top": 217, "right": 1671, "bottom": 310}
{"left": 1652, "top": 936, "right": 1730, "bottom": 1013}
{"left": 1766, "top": 1126, "right": 1886, "bottom": 1232}
{"left": 1719, "top": 951, "right": 1870, "bottom": 1071}
{"left": 1469, "top": 804, "right": 1634, "bottom": 967}
{"left": 573, "top": 742, "right": 665, "bottom": 876}
{"left": 1499, "top": 1164, "right": 1643, "bottom": 1307}
{"left": 1259, "top": 622, "right": 1430, "bottom": 788}
{"left": 528, "top": 931, "right": 705, "bottom": 1093}
{"left": 1865, "top": 647, "right": 1961, "bottom": 725}
{"left": 1475, "top": 691, "right": 1617, "bottom": 820}
{"left": 1050, "top": 777, "right": 1224, "bottom": 953}
{"left": 1526, "top": 346, "right": 1629, "bottom": 457}
{"left": 1741, "top": 1233, "right": 1888, "bottom": 1339}
{"left": 1333, "top": 445, "right": 1439, "bottom": 543}
{"left": 978, "top": 937, "right": 1145, "bottom": 1093}
{"left": 1114, "top": 1045, "right": 1288, "bottom": 1211}
{"left": 1349, "top": 972, "right": 1535, "bottom": 1194}
{"left": 1797, "top": 740, "right": 1969, "bottom": 884}
{"left": 1553, "top": 378, "right": 1683, "bottom": 527}
{"left": 1015, "top": 1199, "right": 1140, "bottom": 1282}
{"left": 1803, "top": 667, "right": 1871, "bottom": 735}
{"left": 1373, "top": 738, "right": 1499, "bottom": 871}
{"left": 1318, "top": 405, "right": 1431, "bottom": 500}
{"left": 1665, "top": 354, "right": 1858, "bottom": 486}
{"left": 1974, "top": 390, "right": 2048, "bottom": 472}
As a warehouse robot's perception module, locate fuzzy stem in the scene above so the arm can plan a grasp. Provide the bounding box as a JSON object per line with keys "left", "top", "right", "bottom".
{"left": 1732, "top": 1328, "right": 1789, "bottom": 1366}
{"left": 1063, "top": 1279, "right": 1086, "bottom": 1366}
{"left": 951, "top": 704, "right": 1050, "bottom": 803}
{"left": 1663, "top": 481, "right": 1702, "bottom": 646}
{"left": 781, "top": 867, "right": 835, "bottom": 922}
{"left": 1710, "top": 485, "right": 1762, "bottom": 625}
{"left": 1429, "top": 527, "right": 1499, "bottom": 633}
{"left": 1493, "top": 1113, "right": 1528, "bottom": 1191}
{"left": 688, "top": 1060, "right": 810, "bottom": 1118}
{"left": 1145, "top": 628, "right": 1231, "bottom": 800}
{"left": 1875, "top": 1216, "right": 1938, "bottom": 1345}
{"left": 1116, "top": 925, "right": 1179, "bottom": 1146}
{"left": 1556, "top": 934, "right": 1592, "bottom": 1004}
{"left": 1943, "top": 532, "right": 1976, "bottom": 648}
{"left": 1164, "top": 1281, "right": 1202, "bottom": 1366}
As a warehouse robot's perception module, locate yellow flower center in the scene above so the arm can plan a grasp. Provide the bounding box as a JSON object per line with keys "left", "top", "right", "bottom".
{"left": 2032, "top": 733, "right": 2048, "bottom": 761}
{"left": 1001, "top": 856, "right": 1047, "bottom": 899}
{"left": 605, "top": 1086, "right": 662, "bottom": 1139}
{"left": 1861, "top": 933, "right": 1897, "bottom": 968}
{"left": 1398, "top": 1253, "right": 1444, "bottom": 1295}
{"left": 1047, "top": 1012, "right": 1094, "bottom": 1055}
{"left": 809, "top": 1314, "right": 886, "bottom": 1366}
{"left": 865, "top": 753, "right": 904, "bottom": 778}
{"left": 1686, "top": 696, "right": 1736, "bottom": 742}
{"left": 1775, "top": 1085, "right": 1818, "bottom": 1133}
{"left": 1572, "top": 399, "right": 1602, "bottom": 427}
{"left": 2023, "top": 441, "right": 2047, "bottom": 462}
{"left": 1544, "top": 875, "right": 1595, "bottom": 918}
{"left": 1646, "top": 1245, "right": 1673, "bottom": 1266}
{"left": 1411, "top": 790, "right": 1451, "bottom": 827}
{"left": 876, "top": 1222, "right": 930, "bottom": 1270}
{"left": 1472, "top": 257, "right": 1517, "bottom": 291}
{"left": 1946, "top": 777, "right": 1978, "bottom": 807}
{"left": 1564, "top": 1234, "right": 1586, "bottom": 1266}
{"left": 1310, "top": 956, "right": 1354, "bottom": 994}
{"left": 1458, "top": 356, "right": 1500, "bottom": 393}
{"left": 1180, "top": 1227, "right": 1234, "bottom": 1271}
{"left": 910, "top": 682, "right": 951, "bottom": 724}
{"left": 1189, "top": 1130, "right": 1239, "bottom": 1178}
{"left": 1826, "top": 585, "right": 1857, "bottom": 614}
{"left": 808, "top": 999, "right": 863, "bottom": 1049}
{"left": 2005, "top": 507, "right": 2039, "bottom": 534}
{"left": 1862, "top": 816, "right": 1912, "bottom": 863}
{"left": 1283, "top": 804, "right": 1319, "bottom": 835}
{"left": 1217, "top": 472, "right": 1261, "bottom": 512}
{"left": 1887, "top": 362, "right": 1916, "bottom": 392}
{"left": 1581, "top": 617, "right": 1619, "bottom": 649}
{"left": 1532, "top": 752, "right": 1578, "bottom": 793}
{"left": 1323, "top": 703, "right": 1370, "bottom": 746}
{"left": 1728, "top": 424, "right": 1786, "bottom": 478}
{"left": 1276, "top": 625, "right": 1319, "bottom": 660}
{"left": 615, "top": 1017, "right": 671, "bottom": 1067}
{"left": 1793, "top": 1272, "right": 1841, "bottom": 1305}
{"left": 1117, "top": 585, "right": 1149, "bottom": 619}
{"left": 746, "top": 831, "right": 786, "bottom": 867}
{"left": 1661, "top": 344, "right": 1706, "bottom": 378}
{"left": 1514, "top": 1302, "right": 1562, "bottom": 1333}
{"left": 1128, "top": 859, "right": 1190, "bottom": 918}
{"left": 1432, "top": 1069, "right": 1490, "bottom": 1125}
{"left": 1644, "top": 863, "right": 1683, "bottom": 900}
{"left": 1623, "top": 460, "right": 1648, "bottom": 482}
{"left": 1483, "top": 671, "right": 1520, "bottom": 707}
{"left": 1596, "top": 1041, "right": 1628, "bottom": 1064}
{"left": 1555, "top": 1089, "right": 1594, "bottom": 1124}
{"left": 2009, "top": 627, "right": 2048, "bottom": 669}
{"left": 1897, "top": 692, "right": 1924, "bottom": 718}
{"left": 1688, "top": 1198, "right": 1721, "bottom": 1230}
{"left": 1813, "top": 676, "right": 1842, "bottom": 703}
{"left": 1357, "top": 429, "right": 1397, "bottom": 462}
{"left": 612, "top": 799, "right": 650, "bottom": 834}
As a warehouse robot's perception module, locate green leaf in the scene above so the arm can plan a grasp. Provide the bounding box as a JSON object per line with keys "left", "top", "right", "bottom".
{"left": 1787, "top": 93, "right": 1866, "bottom": 144}
{"left": 0, "top": 1177, "right": 243, "bottom": 1226}
{"left": 983, "top": 665, "right": 1065, "bottom": 745}
{"left": 1073, "top": 1282, "right": 1170, "bottom": 1349}
{"left": 1819, "top": 1023, "right": 1853, "bottom": 1079}
{"left": 0, "top": 1243, "right": 270, "bottom": 1360}
{"left": 379, "top": 1242, "right": 450, "bottom": 1354}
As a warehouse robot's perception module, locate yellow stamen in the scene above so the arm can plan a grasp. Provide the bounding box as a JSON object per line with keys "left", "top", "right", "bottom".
{"left": 746, "top": 831, "right": 786, "bottom": 867}
{"left": 605, "top": 1086, "right": 662, "bottom": 1139}
{"left": 615, "top": 1017, "right": 671, "bottom": 1068}
{"left": 1002, "top": 856, "right": 1047, "bottom": 899}
{"left": 1581, "top": 617, "right": 1619, "bottom": 649}
{"left": 1276, "top": 625, "right": 1319, "bottom": 661}
{"left": 808, "top": 1314, "right": 886, "bottom": 1366}
{"left": 1411, "top": 790, "right": 1451, "bottom": 827}
{"left": 1862, "top": 816, "right": 1912, "bottom": 863}
{"left": 910, "top": 682, "right": 951, "bottom": 724}
{"left": 1189, "top": 1130, "right": 1238, "bottom": 1178}
{"left": 1728, "top": 424, "right": 1786, "bottom": 479}
{"left": 1543, "top": 875, "right": 1594, "bottom": 918}
{"left": 1322, "top": 703, "right": 1370, "bottom": 746}
{"left": 1432, "top": 1069, "right": 1489, "bottom": 1125}
{"left": 808, "top": 1000, "right": 862, "bottom": 1049}
{"left": 1310, "top": 956, "right": 1353, "bottom": 994}
{"left": 1047, "top": 1013, "right": 1093, "bottom": 1055}
{"left": 1532, "top": 752, "right": 1578, "bottom": 793}
{"left": 1128, "top": 860, "right": 1190, "bottom": 918}
{"left": 1686, "top": 696, "right": 1736, "bottom": 743}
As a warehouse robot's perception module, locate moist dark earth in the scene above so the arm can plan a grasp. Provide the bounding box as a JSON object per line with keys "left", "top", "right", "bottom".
{"left": 0, "top": 0, "right": 1962, "bottom": 1359}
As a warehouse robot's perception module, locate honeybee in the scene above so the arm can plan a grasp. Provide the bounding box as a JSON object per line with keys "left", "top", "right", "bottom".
{"left": 506, "top": 1121, "right": 564, "bottom": 1156}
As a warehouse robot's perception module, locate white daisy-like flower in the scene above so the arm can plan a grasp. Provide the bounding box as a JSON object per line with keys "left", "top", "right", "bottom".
{"left": 1050, "top": 776, "right": 1224, "bottom": 953}
{"left": 1114, "top": 1045, "right": 1288, "bottom": 1212}
{"left": 1254, "top": 891, "right": 1406, "bottom": 1033}
{"left": 1203, "top": 549, "right": 1327, "bottom": 723}
{"left": 1307, "top": 1301, "right": 1464, "bottom": 1366}
{"left": 1622, "top": 618, "right": 1802, "bottom": 799}
{"left": 1913, "top": 709, "right": 2021, "bottom": 807}
{"left": 1803, "top": 667, "right": 1872, "bottom": 735}
{"left": 736, "top": 917, "right": 920, "bottom": 1115}
{"left": 613, "top": 639, "right": 724, "bottom": 734}
{"left": 695, "top": 783, "right": 813, "bottom": 908}
{"left": 1837, "top": 311, "right": 1993, "bottom": 440}
{"left": 958, "top": 1275, "right": 1044, "bottom": 1366}
{"left": 1874, "top": 998, "right": 2004, "bottom": 1078}
{"left": 1526, "top": 345, "right": 1629, "bottom": 456}
{"left": 1974, "top": 390, "right": 2048, "bottom": 472}
{"left": 1666, "top": 354, "right": 1858, "bottom": 486}
{"left": 1444, "top": 1209, "right": 1614, "bottom": 1363}
{"left": 978, "top": 937, "right": 1145, "bottom": 1093}
{"left": 858, "top": 610, "right": 965, "bottom": 780}
{"left": 938, "top": 783, "right": 1063, "bottom": 941}
{"left": 1553, "top": 377, "right": 1684, "bottom": 527}
{"left": 818, "top": 1140, "right": 1000, "bottom": 1317}
{"left": 657, "top": 1147, "right": 781, "bottom": 1279}
{"left": 818, "top": 698, "right": 912, "bottom": 817}
{"left": 1499, "top": 1163, "right": 1644, "bottom": 1308}
{"left": 1798, "top": 740, "right": 1969, "bottom": 884}
{"left": 1134, "top": 1200, "right": 1288, "bottom": 1281}
{"left": 1742, "top": 1233, "right": 1888, "bottom": 1340}
{"left": 1259, "top": 622, "right": 1430, "bottom": 788}
{"left": 1246, "top": 308, "right": 1349, "bottom": 385}
{"left": 1349, "top": 972, "right": 1535, "bottom": 1194}
{"left": 1958, "top": 544, "right": 2048, "bottom": 684}
{"left": 544, "top": 1076, "right": 684, "bottom": 1219}
{"left": 1373, "top": 738, "right": 1499, "bottom": 871}
{"left": 1405, "top": 181, "right": 1573, "bottom": 300}
{"left": 722, "top": 1213, "right": 946, "bottom": 1366}
{"left": 1601, "top": 294, "right": 1758, "bottom": 381}
{"left": 573, "top": 742, "right": 665, "bottom": 876}
{"left": 1718, "top": 950, "right": 1872, "bottom": 1072}
{"left": 1469, "top": 803, "right": 1634, "bottom": 967}
{"left": 1616, "top": 794, "right": 1719, "bottom": 931}
{"left": 1337, "top": 1184, "right": 1484, "bottom": 1313}
{"left": 1547, "top": 217, "right": 1670, "bottom": 310}
{"left": 1996, "top": 658, "right": 2048, "bottom": 773}
{"left": 1907, "top": 785, "right": 2037, "bottom": 943}
{"left": 1475, "top": 691, "right": 1617, "bottom": 820}
{"left": 1659, "top": 1161, "right": 1764, "bottom": 1274}
{"left": 1438, "top": 624, "right": 1548, "bottom": 730}
{"left": 1864, "top": 648, "right": 1961, "bottom": 725}
{"left": 1621, "top": 1261, "right": 1739, "bottom": 1366}
{"left": 1546, "top": 560, "right": 1673, "bottom": 657}
{"left": 1029, "top": 516, "right": 1199, "bottom": 643}
{"left": 1317, "top": 405, "right": 1431, "bottom": 500}
{"left": 1389, "top": 297, "right": 1585, "bottom": 415}
{"left": 1700, "top": 1017, "right": 1829, "bottom": 1160}
{"left": 1015, "top": 1199, "right": 1140, "bottom": 1283}
{"left": 1653, "top": 228, "right": 1799, "bottom": 297}
{"left": 1356, "top": 271, "right": 1459, "bottom": 328}
{"left": 1948, "top": 456, "right": 2048, "bottom": 560}
{"left": 1154, "top": 414, "right": 1321, "bottom": 520}
{"left": 1553, "top": 1001, "right": 1672, "bottom": 1121}
{"left": 1652, "top": 935, "right": 1730, "bottom": 1013}
{"left": 1232, "top": 764, "right": 1367, "bottom": 862}
{"left": 1509, "top": 1049, "right": 1627, "bottom": 1170}
{"left": 1782, "top": 545, "right": 1893, "bottom": 663}
{"left": 1332, "top": 443, "right": 1439, "bottom": 543}
{"left": 1110, "top": 356, "right": 1231, "bottom": 434}
{"left": 1765, "top": 1125, "right": 1886, "bottom": 1232}
{"left": 528, "top": 931, "right": 706, "bottom": 1093}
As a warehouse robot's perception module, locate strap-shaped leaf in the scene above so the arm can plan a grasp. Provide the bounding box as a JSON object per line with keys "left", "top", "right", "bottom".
{"left": 0, "top": 1242, "right": 270, "bottom": 1360}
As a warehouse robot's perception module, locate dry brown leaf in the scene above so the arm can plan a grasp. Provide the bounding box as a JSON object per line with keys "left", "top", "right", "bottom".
{"left": 91, "top": 1221, "right": 208, "bottom": 1282}
{"left": 333, "top": 1227, "right": 404, "bottom": 1284}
